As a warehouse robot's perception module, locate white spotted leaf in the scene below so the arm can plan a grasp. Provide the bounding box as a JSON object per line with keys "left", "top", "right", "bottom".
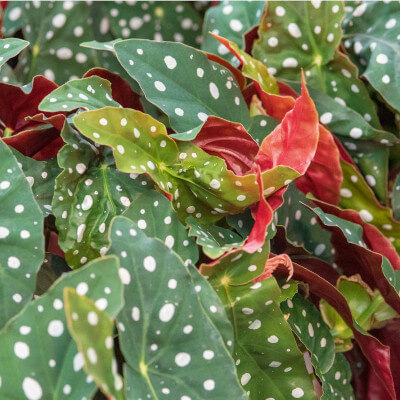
{"left": 122, "top": 190, "right": 199, "bottom": 265}
{"left": 343, "top": 1, "right": 400, "bottom": 113}
{"left": 39, "top": 76, "right": 120, "bottom": 113}
{"left": 214, "top": 276, "right": 317, "bottom": 400}
{"left": 64, "top": 288, "right": 124, "bottom": 400}
{"left": 0, "top": 256, "right": 123, "bottom": 400}
{"left": 107, "top": 216, "right": 247, "bottom": 400}
{"left": 0, "top": 38, "right": 29, "bottom": 69}
{"left": 202, "top": 1, "right": 265, "bottom": 65}
{"left": 0, "top": 139, "right": 44, "bottom": 328}
{"left": 53, "top": 122, "right": 151, "bottom": 269}
{"left": 113, "top": 39, "right": 252, "bottom": 131}
{"left": 73, "top": 107, "right": 299, "bottom": 223}
{"left": 10, "top": 148, "right": 61, "bottom": 216}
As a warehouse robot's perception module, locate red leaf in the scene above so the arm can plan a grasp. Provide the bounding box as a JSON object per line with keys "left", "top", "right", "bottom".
{"left": 191, "top": 116, "right": 259, "bottom": 176}
{"left": 83, "top": 68, "right": 143, "bottom": 111}
{"left": 254, "top": 74, "right": 319, "bottom": 175}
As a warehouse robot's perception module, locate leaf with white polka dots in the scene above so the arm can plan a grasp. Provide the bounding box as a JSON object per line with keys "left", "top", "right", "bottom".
{"left": 39, "top": 76, "right": 120, "bottom": 113}
{"left": 215, "top": 276, "right": 317, "bottom": 400}
{"left": 107, "top": 216, "right": 247, "bottom": 400}
{"left": 113, "top": 38, "right": 252, "bottom": 131}
{"left": 320, "top": 353, "right": 354, "bottom": 400}
{"left": 252, "top": 2, "right": 396, "bottom": 147}
{"left": 187, "top": 217, "right": 244, "bottom": 259}
{"left": 342, "top": 1, "right": 400, "bottom": 112}
{"left": 1, "top": 2, "right": 23, "bottom": 36}
{"left": 248, "top": 115, "right": 279, "bottom": 145}
{"left": 276, "top": 184, "right": 333, "bottom": 263}
{"left": 10, "top": 148, "right": 61, "bottom": 216}
{"left": 64, "top": 288, "right": 124, "bottom": 400}
{"left": 53, "top": 122, "right": 151, "bottom": 269}
{"left": 17, "top": 1, "right": 98, "bottom": 83}
{"left": 339, "top": 160, "right": 400, "bottom": 254}
{"left": 201, "top": 1, "right": 265, "bottom": 66}
{"left": 281, "top": 294, "right": 335, "bottom": 376}
{"left": 0, "top": 255, "right": 123, "bottom": 400}
{"left": 0, "top": 139, "right": 44, "bottom": 328}
{"left": 122, "top": 190, "right": 199, "bottom": 265}
{"left": 74, "top": 107, "right": 299, "bottom": 224}
{"left": 0, "top": 38, "right": 29, "bottom": 69}
{"left": 105, "top": 1, "right": 202, "bottom": 48}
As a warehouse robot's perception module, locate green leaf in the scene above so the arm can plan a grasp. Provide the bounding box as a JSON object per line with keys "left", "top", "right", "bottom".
{"left": 343, "top": 1, "right": 400, "bottom": 112}
{"left": 276, "top": 184, "right": 333, "bottom": 263}
{"left": 10, "top": 148, "right": 61, "bottom": 216}
{"left": 393, "top": 172, "right": 400, "bottom": 221}
{"left": 1, "top": 3, "right": 24, "bottom": 36}
{"left": 39, "top": 76, "right": 120, "bottom": 113}
{"left": 187, "top": 216, "right": 244, "bottom": 259}
{"left": 122, "top": 190, "right": 199, "bottom": 265}
{"left": 0, "top": 256, "right": 123, "bottom": 400}
{"left": 281, "top": 294, "right": 335, "bottom": 375}
{"left": 0, "top": 38, "right": 29, "bottom": 69}
{"left": 113, "top": 39, "right": 252, "bottom": 131}
{"left": 202, "top": 1, "right": 265, "bottom": 65}
{"left": 53, "top": 122, "right": 151, "bottom": 269}
{"left": 339, "top": 160, "right": 400, "bottom": 254}
{"left": 215, "top": 276, "right": 316, "bottom": 400}
{"left": 107, "top": 216, "right": 247, "bottom": 400}
{"left": 74, "top": 107, "right": 299, "bottom": 223}
{"left": 64, "top": 288, "right": 124, "bottom": 400}
{"left": 248, "top": 115, "right": 279, "bottom": 145}
{"left": 106, "top": 1, "right": 203, "bottom": 48}
{"left": 0, "top": 139, "right": 44, "bottom": 328}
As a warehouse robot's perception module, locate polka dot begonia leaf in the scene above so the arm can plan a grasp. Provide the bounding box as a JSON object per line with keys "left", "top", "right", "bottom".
{"left": 201, "top": 1, "right": 265, "bottom": 66}
{"left": 247, "top": 115, "right": 279, "bottom": 146}
{"left": 187, "top": 216, "right": 244, "bottom": 259}
{"left": 39, "top": 76, "right": 120, "bottom": 113}
{"left": 276, "top": 184, "right": 333, "bottom": 263}
{"left": 105, "top": 1, "right": 203, "bottom": 47}
{"left": 64, "top": 288, "right": 124, "bottom": 400}
{"left": 0, "top": 38, "right": 29, "bottom": 69}
{"left": 112, "top": 38, "right": 252, "bottom": 131}
{"left": 252, "top": 1, "right": 396, "bottom": 201}
{"left": 10, "top": 148, "right": 61, "bottom": 216}
{"left": 107, "top": 216, "right": 248, "bottom": 400}
{"left": 122, "top": 190, "right": 199, "bottom": 266}
{"left": 1, "top": 2, "right": 23, "bottom": 36}
{"left": 214, "top": 275, "right": 317, "bottom": 400}
{"left": 0, "top": 139, "right": 44, "bottom": 328}
{"left": 0, "top": 255, "right": 123, "bottom": 400}
{"left": 342, "top": 1, "right": 400, "bottom": 113}
{"left": 339, "top": 160, "right": 400, "bottom": 255}
{"left": 53, "top": 122, "right": 152, "bottom": 269}
{"left": 280, "top": 293, "right": 347, "bottom": 399}
{"left": 73, "top": 107, "right": 300, "bottom": 224}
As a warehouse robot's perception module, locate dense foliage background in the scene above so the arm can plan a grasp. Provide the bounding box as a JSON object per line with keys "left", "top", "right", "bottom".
{"left": 1, "top": 1, "right": 400, "bottom": 399}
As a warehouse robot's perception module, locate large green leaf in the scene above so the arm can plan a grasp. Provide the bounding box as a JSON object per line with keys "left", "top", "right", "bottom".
{"left": 0, "top": 139, "right": 44, "bottom": 328}
{"left": 276, "top": 184, "right": 333, "bottom": 263}
{"left": 202, "top": 1, "right": 265, "bottom": 65}
{"left": 107, "top": 216, "right": 247, "bottom": 400}
{"left": 64, "top": 288, "right": 124, "bottom": 400}
{"left": 73, "top": 107, "right": 299, "bottom": 223}
{"left": 214, "top": 276, "right": 316, "bottom": 400}
{"left": 113, "top": 38, "right": 252, "bottom": 131}
{"left": 0, "top": 38, "right": 29, "bottom": 69}
{"left": 0, "top": 256, "right": 123, "bottom": 400}
{"left": 343, "top": 1, "right": 400, "bottom": 112}
{"left": 53, "top": 122, "right": 151, "bottom": 269}
{"left": 105, "top": 1, "right": 202, "bottom": 48}
{"left": 10, "top": 149, "right": 61, "bottom": 216}
{"left": 1, "top": 3, "right": 24, "bottom": 36}
{"left": 122, "top": 190, "right": 199, "bottom": 265}
{"left": 74, "top": 107, "right": 298, "bottom": 222}
{"left": 39, "top": 76, "right": 120, "bottom": 112}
